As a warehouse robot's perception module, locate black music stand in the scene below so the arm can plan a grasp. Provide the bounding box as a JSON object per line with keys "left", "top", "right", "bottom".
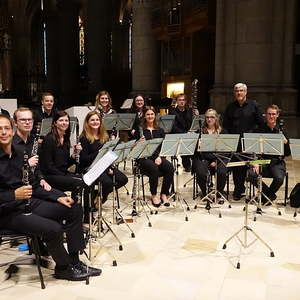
{"left": 103, "top": 113, "right": 136, "bottom": 138}
{"left": 160, "top": 133, "right": 199, "bottom": 221}
{"left": 127, "top": 138, "right": 164, "bottom": 225}
{"left": 157, "top": 115, "right": 175, "bottom": 133}
{"left": 40, "top": 118, "right": 52, "bottom": 137}
{"left": 83, "top": 150, "right": 121, "bottom": 264}
{"left": 194, "top": 134, "right": 239, "bottom": 217}
{"left": 242, "top": 133, "right": 284, "bottom": 218}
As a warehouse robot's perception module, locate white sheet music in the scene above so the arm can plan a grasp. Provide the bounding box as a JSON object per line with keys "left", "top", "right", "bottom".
{"left": 83, "top": 151, "right": 118, "bottom": 186}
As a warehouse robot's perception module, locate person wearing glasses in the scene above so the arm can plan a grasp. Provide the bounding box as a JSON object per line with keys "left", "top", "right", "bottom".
{"left": 223, "top": 83, "right": 265, "bottom": 200}
{"left": 128, "top": 94, "right": 146, "bottom": 140}
{"left": 192, "top": 109, "right": 227, "bottom": 203}
{"left": 0, "top": 113, "right": 101, "bottom": 281}
{"left": 12, "top": 107, "right": 51, "bottom": 191}
{"left": 249, "top": 104, "right": 290, "bottom": 204}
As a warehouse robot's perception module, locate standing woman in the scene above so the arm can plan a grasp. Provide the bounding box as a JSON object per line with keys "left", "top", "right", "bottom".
{"left": 95, "top": 90, "right": 116, "bottom": 116}
{"left": 40, "top": 111, "right": 83, "bottom": 194}
{"left": 129, "top": 94, "right": 146, "bottom": 139}
{"left": 192, "top": 109, "right": 227, "bottom": 203}
{"left": 135, "top": 106, "right": 174, "bottom": 207}
{"left": 79, "top": 111, "right": 128, "bottom": 204}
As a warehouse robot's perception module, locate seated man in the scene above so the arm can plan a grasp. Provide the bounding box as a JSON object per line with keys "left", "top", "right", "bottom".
{"left": 249, "top": 104, "right": 290, "bottom": 204}
{"left": 0, "top": 113, "right": 101, "bottom": 281}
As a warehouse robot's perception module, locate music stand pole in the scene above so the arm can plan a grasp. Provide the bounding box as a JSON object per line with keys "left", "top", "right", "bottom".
{"left": 222, "top": 170, "right": 275, "bottom": 269}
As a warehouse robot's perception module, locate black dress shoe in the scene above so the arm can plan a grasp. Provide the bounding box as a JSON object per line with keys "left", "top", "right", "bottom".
{"left": 73, "top": 261, "right": 102, "bottom": 277}
{"left": 54, "top": 265, "right": 88, "bottom": 281}
{"left": 151, "top": 198, "right": 161, "bottom": 208}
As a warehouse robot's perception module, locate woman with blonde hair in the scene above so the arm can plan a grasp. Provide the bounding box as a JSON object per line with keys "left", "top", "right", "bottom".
{"left": 95, "top": 90, "right": 116, "bottom": 116}
{"left": 192, "top": 108, "right": 227, "bottom": 203}
{"left": 79, "top": 111, "right": 127, "bottom": 221}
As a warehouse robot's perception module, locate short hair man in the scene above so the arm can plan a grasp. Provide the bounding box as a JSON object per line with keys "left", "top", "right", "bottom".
{"left": 0, "top": 113, "right": 101, "bottom": 280}
{"left": 250, "top": 104, "right": 290, "bottom": 204}
{"left": 223, "top": 83, "right": 265, "bottom": 200}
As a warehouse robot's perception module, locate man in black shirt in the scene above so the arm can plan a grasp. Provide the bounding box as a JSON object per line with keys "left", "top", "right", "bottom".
{"left": 169, "top": 93, "right": 194, "bottom": 172}
{"left": 223, "top": 83, "right": 265, "bottom": 200}
{"left": 0, "top": 114, "right": 101, "bottom": 281}
{"left": 13, "top": 107, "right": 51, "bottom": 191}
{"left": 33, "top": 92, "right": 57, "bottom": 129}
{"left": 250, "top": 104, "right": 290, "bottom": 203}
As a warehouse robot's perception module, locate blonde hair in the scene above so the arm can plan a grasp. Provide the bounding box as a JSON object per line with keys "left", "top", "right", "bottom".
{"left": 95, "top": 90, "right": 112, "bottom": 112}
{"left": 202, "top": 108, "right": 222, "bottom": 134}
{"left": 81, "top": 111, "right": 109, "bottom": 144}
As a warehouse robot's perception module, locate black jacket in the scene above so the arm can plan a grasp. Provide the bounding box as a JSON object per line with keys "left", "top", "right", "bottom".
{"left": 169, "top": 107, "right": 193, "bottom": 133}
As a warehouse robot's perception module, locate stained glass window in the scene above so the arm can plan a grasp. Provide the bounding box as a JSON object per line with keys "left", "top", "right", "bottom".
{"left": 79, "top": 16, "right": 85, "bottom": 66}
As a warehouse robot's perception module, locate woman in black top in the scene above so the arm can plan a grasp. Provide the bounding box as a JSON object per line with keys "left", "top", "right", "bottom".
{"left": 129, "top": 94, "right": 145, "bottom": 139}
{"left": 95, "top": 90, "right": 116, "bottom": 116}
{"left": 40, "top": 111, "right": 83, "bottom": 194}
{"left": 192, "top": 109, "right": 227, "bottom": 203}
{"left": 135, "top": 106, "right": 174, "bottom": 207}
{"left": 79, "top": 111, "right": 128, "bottom": 204}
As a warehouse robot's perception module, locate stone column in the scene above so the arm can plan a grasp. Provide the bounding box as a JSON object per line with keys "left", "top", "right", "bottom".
{"left": 0, "top": 33, "right": 13, "bottom": 91}
{"left": 57, "top": 0, "right": 80, "bottom": 108}
{"left": 86, "top": 0, "right": 112, "bottom": 102}
{"left": 131, "top": 0, "right": 160, "bottom": 97}
{"left": 210, "top": 0, "right": 298, "bottom": 118}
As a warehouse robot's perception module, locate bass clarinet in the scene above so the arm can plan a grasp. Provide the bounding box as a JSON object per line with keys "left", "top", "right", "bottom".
{"left": 22, "top": 153, "right": 32, "bottom": 215}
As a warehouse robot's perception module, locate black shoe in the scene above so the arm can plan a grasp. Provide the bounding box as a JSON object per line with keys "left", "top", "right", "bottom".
{"left": 73, "top": 261, "right": 102, "bottom": 277}
{"left": 233, "top": 192, "right": 245, "bottom": 201}
{"left": 54, "top": 264, "right": 88, "bottom": 281}
{"left": 184, "top": 167, "right": 191, "bottom": 173}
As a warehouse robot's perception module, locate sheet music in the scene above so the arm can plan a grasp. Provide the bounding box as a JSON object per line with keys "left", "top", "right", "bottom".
{"left": 83, "top": 151, "right": 118, "bottom": 186}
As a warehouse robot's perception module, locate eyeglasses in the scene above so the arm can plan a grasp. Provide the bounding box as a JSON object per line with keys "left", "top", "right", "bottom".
{"left": 18, "top": 118, "right": 33, "bottom": 123}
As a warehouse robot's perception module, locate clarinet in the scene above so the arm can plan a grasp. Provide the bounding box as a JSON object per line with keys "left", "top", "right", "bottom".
{"left": 22, "top": 153, "right": 32, "bottom": 215}
{"left": 191, "top": 78, "right": 199, "bottom": 115}
{"left": 31, "top": 123, "right": 41, "bottom": 173}
{"left": 75, "top": 120, "right": 80, "bottom": 174}
{"left": 131, "top": 161, "right": 138, "bottom": 216}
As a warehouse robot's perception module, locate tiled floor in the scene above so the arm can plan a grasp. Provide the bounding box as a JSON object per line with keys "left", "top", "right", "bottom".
{"left": 1, "top": 158, "right": 300, "bottom": 300}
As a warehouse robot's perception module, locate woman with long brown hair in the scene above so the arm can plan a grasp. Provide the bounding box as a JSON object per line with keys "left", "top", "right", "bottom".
{"left": 40, "top": 111, "right": 83, "bottom": 193}
{"left": 134, "top": 106, "right": 174, "bottom": 207}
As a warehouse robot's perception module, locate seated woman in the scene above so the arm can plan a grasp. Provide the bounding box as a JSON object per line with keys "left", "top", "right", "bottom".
{"left": 95, "top": 90, "right": 116, "bottom": 116}
{"left": 79, "top": 111, "right": 128, "bottom": 215}
{"left": 40, "top": 111, "right": 83, "bottom": 195}
{"left": 192, "top": 109, "right": 227, "bottom": 203}
{"left": 134, "top": 106, "right": 174, "bottom": 207}
{"left": 128, "top": 94, "right": 146, "bottom": 140}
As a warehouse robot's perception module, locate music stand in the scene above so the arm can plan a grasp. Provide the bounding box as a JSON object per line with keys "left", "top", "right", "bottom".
{"left": 288, "top": 139, "right": 300, "bottom": 217}
{"left": 189, "top": 114, "right": 205, "bottom": 132}
{"left": 243, "top": 133, "right": 284, "bottom": 215}
{"left": 40, "top": 118, "right": 52, "bottom": 137}
{"left": 103, "top": 113, "right": 136, "bottom": 138}
{"left": 157, "top": 115, "right": 175, "bottom": 133}
{"left": 160, "top": 133, "right": 199, "bottom": 221}
{"left": 221, "top": 133, "right": 281, "bottom": 268}
{"left": 127, "top": 138, "right": 163, "bottom": 225}
{"left": 194, "top": 134, "right": 239, "bottom": 216}
{"left": 83, "top": 151, "right": 121, "bottom": 263}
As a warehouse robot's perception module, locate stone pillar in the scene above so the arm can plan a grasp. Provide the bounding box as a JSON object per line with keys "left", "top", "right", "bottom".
{"left": 210, "top": 0, "right": 298, "bottom": 117}
{"left": 131, "top": 0, "right": 160, "bottom": 97}
{"left": 86, "top": 0, "right": 112, "bottom": 102}
{"left": 0, "top": 33, "right": 13, "bottom": 91}
{"left": 57, "top": 0, "right": 80, "bottom": 108}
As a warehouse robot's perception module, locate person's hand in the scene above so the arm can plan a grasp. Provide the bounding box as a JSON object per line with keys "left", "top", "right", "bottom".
{"left": 107, "top": 168, "right": 113, "bottom": 175}
{"left": 72, "top": 143, "right": 82, "bottom": 159}
{"left": 155, "top": 157, "right": 162, "bottom": 165}
{"left": 131, "top": 129, "right": 135, "bottom": 136}
{"left": 40, "top": 179, "right": 51, "bottom": 191}
{"left": 28, "top": 155, "right": 39, "bottom": 167}
{"left": 283, "top": 137, "right": 288, "bottom": 144}
{"left": 210, "top": 161, "right": 216, "bottom": 168}
{"left": 193, "top": 108, "right": 199, "bottom": 115}
{"left": 57, "top": 196, "right": 74, "bottom": 208}
{"left": 15, "top": 185, "right": 32, "bottom": 199}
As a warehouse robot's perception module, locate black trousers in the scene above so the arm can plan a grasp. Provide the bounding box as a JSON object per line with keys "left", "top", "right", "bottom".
{"left": 45, "top": 173, "right": 83, "bottom": 200}
{"left": 182, "top": 155, "right": 192, "bottom": 171}
{"left": 0, "top": 199, "right": 85, "bottom": 267}
{"left": 139, "top": 158, "right": 174, "bottom": 195}
{"left": 249, "top": 160, "right": 286, "bottom": 199}
{"left": 192, "top": 158, "right": 227, "bottom": 196}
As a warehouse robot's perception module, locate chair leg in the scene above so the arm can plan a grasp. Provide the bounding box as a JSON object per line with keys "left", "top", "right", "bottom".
{"left": 31, "top": 236, "right": 45, "bottom": 289}
{"left": 284, "top": 172, "right": 289, "bottom": 206}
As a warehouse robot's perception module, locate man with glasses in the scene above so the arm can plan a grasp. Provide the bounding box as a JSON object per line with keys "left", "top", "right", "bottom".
{"left": 249, "top": 104, "right": 290, "bottom": 204}
{"left": 223, "top": 83, "right": 265, "bottom": 200}
{"left": 13, "top": 107, "right": 51, "bottom": 191}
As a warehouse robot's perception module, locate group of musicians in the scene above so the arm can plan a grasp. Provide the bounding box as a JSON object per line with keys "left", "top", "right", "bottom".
{"left": 0, "top": 82, "right": 291, "bottom": 282}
